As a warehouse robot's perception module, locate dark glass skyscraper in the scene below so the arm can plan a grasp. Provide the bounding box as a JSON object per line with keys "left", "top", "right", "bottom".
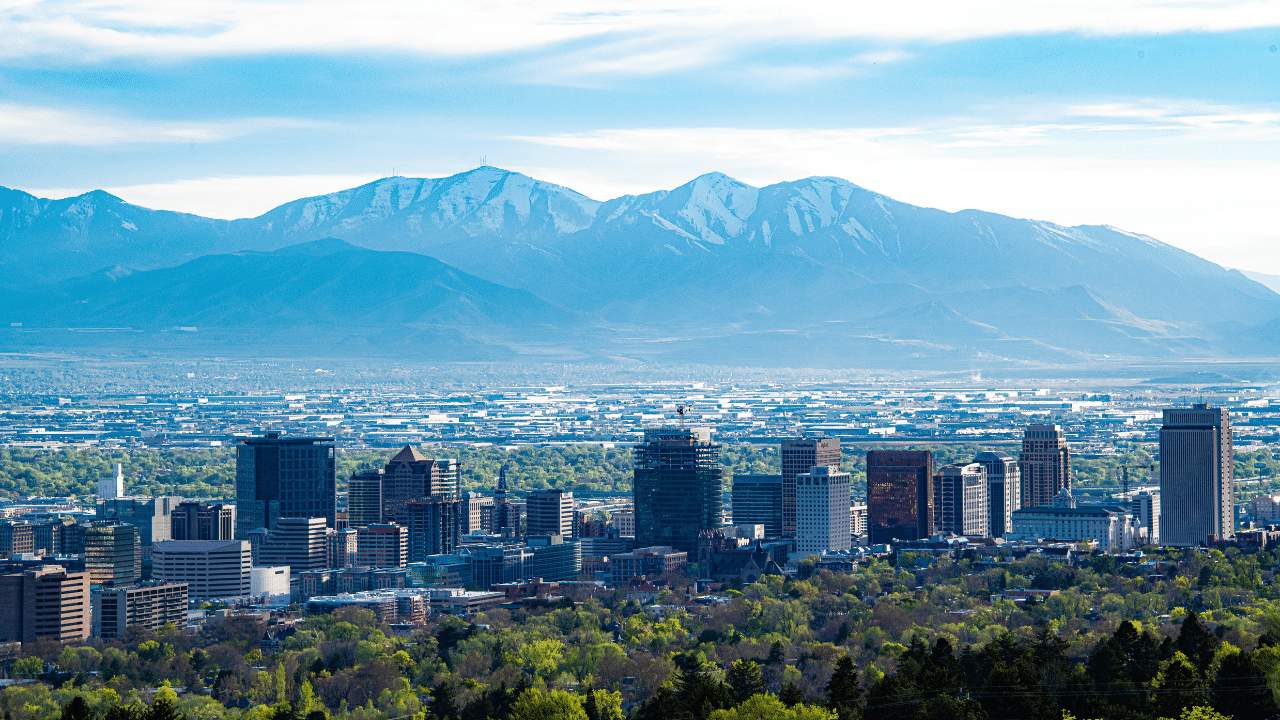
{"left": 731, "top": 474, "right": 783, "bottom": 537}
{"left": 781, "top": 437, "right": 840, "bottom": 538}
{"left": 347, "top": 470, "right": 384, "bottom": 528}
{"left": 1160, "top": 404, "right": 1234, "bottom": 546}
{"left": 634, "top": 427, "right": 724, "bottom": 555}
{"left": 867, "top": 450, "right": 933, "bottom": 544}
{"left": 235, "top": 432, "right": 336, "bottom": 538}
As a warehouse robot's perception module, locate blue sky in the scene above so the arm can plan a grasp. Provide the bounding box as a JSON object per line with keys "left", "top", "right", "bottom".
{"left": 3, "top": 1, "right": 1280, "bottom": 272}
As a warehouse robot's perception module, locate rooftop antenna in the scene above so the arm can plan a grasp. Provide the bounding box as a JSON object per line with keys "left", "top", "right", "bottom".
{"left": 677, "top": 405, "right": 687, "bottom": 427}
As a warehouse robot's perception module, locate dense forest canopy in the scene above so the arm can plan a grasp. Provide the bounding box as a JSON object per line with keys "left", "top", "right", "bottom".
{"left": 2, "top": 545, "right": 1279, "bottom": 720}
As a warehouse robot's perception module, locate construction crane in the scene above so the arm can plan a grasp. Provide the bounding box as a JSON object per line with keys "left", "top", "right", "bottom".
{"left": 1121, "top": 463, "right": 1155, "bottom": 496}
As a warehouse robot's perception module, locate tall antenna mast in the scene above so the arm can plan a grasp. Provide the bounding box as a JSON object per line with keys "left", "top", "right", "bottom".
{"left": 677, "top": 405, "right": 686, "bottom": 427}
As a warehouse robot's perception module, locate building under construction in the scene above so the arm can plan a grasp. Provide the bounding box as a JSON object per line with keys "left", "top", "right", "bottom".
{"left": 633, "top": 426, "right": 724, "bottom": 556}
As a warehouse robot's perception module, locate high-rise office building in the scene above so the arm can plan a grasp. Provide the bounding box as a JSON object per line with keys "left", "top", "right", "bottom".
{"left": 153, "top": 540, "right": 252, "bottom": 599}
{"left": 1160, "top": 404, "right": 1234, "bottom": 545}
{"left": 257, "top": 517, "right": 329, "bottom": 575}
{"left": 405, "top": 499, "right": 462, "bottom": 561}
{"left": 1018, "top": 424, "right": 1071, "bottom": 509}
{"left": 781, "top": 437, "right": 840, "bottom": 538}
{"left": 356, "top": 524, "right": 408, "bottom": 568}
{"left": 0, "top": 522, "right": 35, "bottom": 558}
{"left": 382, "top": 446, "right": 459, "bottom": 524}
{"left": 731, "top": 474, "right": 784, "bottom": 538}
{"left": 327, "top": 528, "right": 358, "bottom": 568}
{"left": 235, "top": 432, "right": 336, "bottom": 538}
{"left": 0, "top": 566, "right": 91, "bottom": 645}
{"left": 934, "top": 463, "right": 989, "bottom": 537}
{"left": 348, "top": 471, "right": 384, "bottom": 528}
{"left": 526, "top": 489, "right": 574, "bottom": 537}
{"left": 1133, "top": 490, "right": 1161, "bottom": 545}
{"left": 460, "top": 492, "right": 493, "bottom": 534}
{"left": 634, "top": 427, "right": 724, "bottom": 555}
{"left": 867, "top": 450, "right": 934, "bottom": 544}
{"left": 973, "top": 451, "right": 1020, "bottom": 537}
{"left": 795, "top": 466, "right": 852, "bottom": 555}
{"left": 171, "top": 501, "right": 236, "bottom": 541}
{"left": 99, "top": 496, "right": 180, "bottom": 546}
{"left": 99, "top": 463, "right": 124, "bottom": 500}
{"left": 94, "top": 582, "right": 188, "bottom": 640}
{"left": 84, "top": 524, "right": 141, "bottom": 588}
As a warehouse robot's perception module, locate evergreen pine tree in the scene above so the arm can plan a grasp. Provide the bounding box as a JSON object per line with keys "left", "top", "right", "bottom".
{"left": 825, "top": 655, "right": 862, "bottom": 720}
{"left": 432, "top": 682, "right": 460, "bottom": 720}
{"left": 767, "top": 641, "right": 786, "bottom": 665}
{"left": 584, "top": 686, "right": 601, "bottom": 720}
{"left": 726, "top": 660, "right": 765, "bottom": 705}
{"left": 1177, "top": 611, "right": 1219, "bottom": 675}
{"left": 62, "top": 697, "right": 94, "bottom": 720}
{"left": 779, "top": 683, "right": 803, "bottom": 707}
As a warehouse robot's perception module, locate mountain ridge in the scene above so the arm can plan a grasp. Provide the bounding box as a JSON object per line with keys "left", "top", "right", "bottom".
{"left": 3, "top": 167, "right": 1278, "bottom": 366}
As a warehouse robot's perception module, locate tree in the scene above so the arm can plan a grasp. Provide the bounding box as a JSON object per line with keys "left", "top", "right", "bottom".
{"left": 143, "top": 697, "right": 183, "bottom": 720}
{"left": 727, "top": 661, "right": 765, "bottom": 705}
{"left": 825, "top": 656, "right": 862, "bottom": 720}
{"left": 779, "top": 684, "right": 804, "bottom": 708}
{"left": 1152, "top": 652, "right": 1207, "bottom": 719}
{"left": 767, "top": 642, "right": 786, "bottom": 665}
{"left": 62, "top": 697, "right": 95, "bottom": 720}
{"left": 1177, "top": 612, "right": 1219, "bottom": 675}
{"left": 432, "top": 682, "right": 460, "bottom": 720}
{"left": 708, "top": 695, "right": 836, "bottom": 720}
{"left": 510, "top": 689, "right": 588, "bottom": 720}
{"left": 1210, "top": 647, "right": 1277, "bottom": 718}
{"left": 12, "top": 656, "right": 42, "bottom": 678}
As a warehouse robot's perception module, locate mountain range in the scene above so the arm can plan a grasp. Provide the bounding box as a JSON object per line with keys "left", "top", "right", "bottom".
{"left": 3, "top": 167, "right": 1279, "bottom": 368}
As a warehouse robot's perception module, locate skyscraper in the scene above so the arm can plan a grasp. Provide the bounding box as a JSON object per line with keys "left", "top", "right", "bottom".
{"left": 405, "top": 498, "right": 462, "bottom": 561}
{"left": 633, "top": 427, "right": 724, "bottom": 555}
{"left": 99, "top": 496, "right": 180, "bottom": 546}
{"left": 731, "top": 474, "right": 783, "bottom": 538}
{"left": 235, "top": 433, "right": 336, "bottom": 538}
{"left": 1160, "top": 404, "right": 1234, "bottom": 546}
{"left": 84, "top": 523, "right": 141, "bottom": 588}
{"left": 781, "top": 437, "right": 840, "bottom": 538}
{"left": 973, "top": 450, "right": 1020, "bottom": 537}
{"left": 257, "top": 517, "right": 329, "bottom": 575}
{"left": 356, "top": 524, "right": 408, "bottom": 568}
{"left": 934, "top": 463, "right": 989, "bottom": 538}
{"left": 98, "top": 463, "right": 124, "bottom": 500}
{"left": 526, "top": 489, "right": 574, "bottom": 537}
{"left": 1018, "top": 424, "right": 1071, "bottom": 509}
{"left": 347, "top": 471, "right": 384, "bottom": 528}
{"left": 795, "top": 466, "right": 851, "bottom": 555}
{"left": 866, "top": 450, "right": 933, "bottom": 544}
{"left": 0, "top": 566, "right": 91, "bottom": 645}
{"left": 171, "top": 501, "right": 236, "bottom": 541}
{"left": 381, "top": 446, "right": 459, "bottom": 524}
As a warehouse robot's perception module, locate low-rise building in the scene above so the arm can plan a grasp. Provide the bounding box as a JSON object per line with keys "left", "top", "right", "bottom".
{"left": 609, "top": 546, "right": 686, "bottom": 584}
{"left": 152, "top": 540, "right": 252, "bottom": 599}
{"left": 94, "top": 582, "right": 188, "bottom": 640}
{"left": 1010, "top": 489, "right": 1136, "bottom": 553}
{"left": 250, "top": 567, "right": 290, "bottom": 603}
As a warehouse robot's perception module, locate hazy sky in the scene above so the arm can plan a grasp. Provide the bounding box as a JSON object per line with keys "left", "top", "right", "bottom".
{"left": 4, "top": 1, "right": 1280, "bottom": 272}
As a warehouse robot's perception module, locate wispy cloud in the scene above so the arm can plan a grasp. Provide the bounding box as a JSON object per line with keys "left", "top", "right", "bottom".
{"left": 0, "top": 102, "right": 314, "bottom": 145}
{"left": 5, "top": 0, "right": 1280, "bottom": 66}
